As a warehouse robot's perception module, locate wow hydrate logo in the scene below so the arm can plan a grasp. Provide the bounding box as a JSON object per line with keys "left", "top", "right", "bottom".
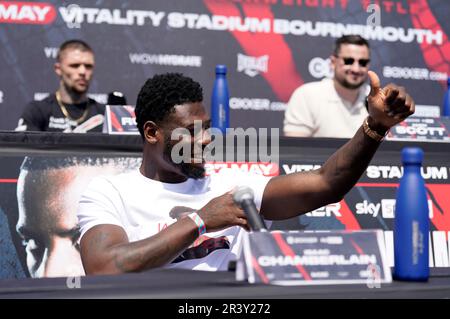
{"left": 0, "top": 2, "right": 56, "bottom": 24}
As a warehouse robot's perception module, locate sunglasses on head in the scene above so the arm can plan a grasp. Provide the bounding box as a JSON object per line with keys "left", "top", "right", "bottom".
{"left": 338, "top": 56, "right": 370, "bottom": 67}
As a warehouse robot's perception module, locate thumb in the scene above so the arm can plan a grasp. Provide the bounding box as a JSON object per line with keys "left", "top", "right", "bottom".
{"left": 368, "top": 70, "right": 381, "bottom": 97}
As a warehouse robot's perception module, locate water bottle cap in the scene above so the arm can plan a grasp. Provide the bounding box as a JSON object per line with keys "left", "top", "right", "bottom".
{"left": 215, "top": 65, "right": 227, "bottom": 74}
{"left": 401, "top": 147, "right": 424, "bottom": 165}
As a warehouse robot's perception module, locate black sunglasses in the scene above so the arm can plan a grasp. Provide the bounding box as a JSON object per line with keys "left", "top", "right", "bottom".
{"left": 337, "top": 56, "right": 371, "bottom": 67}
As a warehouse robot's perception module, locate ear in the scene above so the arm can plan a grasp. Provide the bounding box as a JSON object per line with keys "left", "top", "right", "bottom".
{"left": 54, "top": 62, "right": 62, "bottom": 77}
{"left": 143, "top": 121, "right": 161, "bottom": 144}
{"left": 329, "top": 54, "right": 337, "bottom": 71}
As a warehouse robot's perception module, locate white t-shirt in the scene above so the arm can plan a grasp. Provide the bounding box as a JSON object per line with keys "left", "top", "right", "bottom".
{"left": 284, "top": 78, "right": 369, "bottom": 138}
{"left": 77, "top": 169, "right": 272, "bottom": 271}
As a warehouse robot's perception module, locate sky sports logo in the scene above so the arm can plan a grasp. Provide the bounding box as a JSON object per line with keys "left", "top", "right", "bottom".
{"left": 355, "top": 199, "right": 433, "bottom": 219}
{"left": 0, "top": 2, "right": 56, "bottom": 24}
{"left": 303, "top": 199, "right": 433, "bottom": 219}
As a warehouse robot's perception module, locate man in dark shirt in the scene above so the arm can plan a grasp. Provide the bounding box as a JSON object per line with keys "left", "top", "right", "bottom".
{"left": 15, "top": 40, "right": 104, "bottom": 133}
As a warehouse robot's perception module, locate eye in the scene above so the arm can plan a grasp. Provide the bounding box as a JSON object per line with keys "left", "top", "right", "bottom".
{"left": 359, "top": 59, "right": 370, "bottom": 67}
{"left": 343, "top": 58, "right": 354, "bottom": 65}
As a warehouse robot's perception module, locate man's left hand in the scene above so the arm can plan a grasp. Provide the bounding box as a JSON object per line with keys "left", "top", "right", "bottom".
{"left": 366, "top": 70, "right": 415, "bottom": 133}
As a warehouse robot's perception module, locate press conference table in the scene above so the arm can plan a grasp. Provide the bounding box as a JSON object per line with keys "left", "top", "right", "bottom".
{"left": 1, "top": 132, "right": 449, "bottom": 300}
{"left": 1, "top": 268, "right": 450, "bottom": 299}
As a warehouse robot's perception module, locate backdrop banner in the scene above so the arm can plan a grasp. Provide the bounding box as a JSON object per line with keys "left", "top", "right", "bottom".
{"left": 0, "top": 0, "right": 449, "bottom": 131}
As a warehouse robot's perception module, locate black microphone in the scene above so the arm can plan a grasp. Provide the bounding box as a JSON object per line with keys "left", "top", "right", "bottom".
{"left": 232, "top": 186, "right": 267, "bottom": 232}
{"left": 107, "top": 91, "right": 127, "bottom": 105}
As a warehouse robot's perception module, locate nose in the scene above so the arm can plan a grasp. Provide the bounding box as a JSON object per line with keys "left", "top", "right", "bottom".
{"left": 42, "top": 238, "right": 85, "bottom": 278}
{"left": 349, "top": 61, "right": 362, "bottom": 73}
{"left": 78, "top": 64, "right": 87, "bottom": 76}
{"left": 201, "top": 128, "right": 212, "bottom": 145}
{"left": 192, "top": 124, "right": 212, "bottom": 146}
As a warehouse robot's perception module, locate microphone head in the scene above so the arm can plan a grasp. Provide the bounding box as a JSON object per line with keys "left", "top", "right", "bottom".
{"left": 107, "top": 91, "right": 127, "bottom": 105}
{"left": 232, "top": 186, "right": 254, "bottom": 205}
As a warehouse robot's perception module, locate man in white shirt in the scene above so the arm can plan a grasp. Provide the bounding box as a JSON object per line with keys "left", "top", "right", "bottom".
{"left": 78, "top": 72, "right": 414, "bottom": 275}
{"left": 284, "top": 35, "right": 371, "bottom": 138}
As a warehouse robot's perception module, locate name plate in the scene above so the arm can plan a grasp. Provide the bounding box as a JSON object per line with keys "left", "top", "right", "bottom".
{"left": 236, "top": 230, "right": 391, "bottom": 286}
{"left": 103, "top": 105, "right": 139, "bottom": 135}
{"left": 386, "top": 116, "right": 450, "bottom": 142}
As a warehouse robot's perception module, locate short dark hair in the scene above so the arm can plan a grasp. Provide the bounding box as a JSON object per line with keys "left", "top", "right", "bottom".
{"left": 333, "top": 35, "right": 370, "bottom": 56}
{"left": 57, "top": 39, "right": 93, "bottom": 62}
{"left": 135, "top": 73, "right": 203, "bottom": 138}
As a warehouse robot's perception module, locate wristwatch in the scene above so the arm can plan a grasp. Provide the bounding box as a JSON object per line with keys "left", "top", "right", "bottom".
{"left": 363, "top": 117, "right": 388, "bottom": 142}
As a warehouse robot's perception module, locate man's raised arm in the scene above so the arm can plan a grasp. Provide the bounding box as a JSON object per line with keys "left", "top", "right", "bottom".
{"left": 260, "top": 71, "right": 415, "bottom": 220}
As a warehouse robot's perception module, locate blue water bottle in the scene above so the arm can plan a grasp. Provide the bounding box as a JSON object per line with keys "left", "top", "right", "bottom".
{"left": 393, "top": 147, "right": 429, "bottom": 281}
{"left": 443, "top": 77, "right": 450, "bottom": 117}
{"left": 211, "top": 65, "right": 230, "bottom": 134}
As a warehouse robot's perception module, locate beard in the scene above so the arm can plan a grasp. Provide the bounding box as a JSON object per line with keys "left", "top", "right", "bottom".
{"left": 335, "top": 74, "right": 366, "bottom": 90}
{"left": 180, "top": 162, "right": 206, "bottom": 179}
{"left": 163, "top": 135, "right": 206, "bottom": 180}
{"left": 63, "top": 81, "right": 89, "bottom": 97}
{"left": 72, "top": 86, "right": 89, "bottom": 95}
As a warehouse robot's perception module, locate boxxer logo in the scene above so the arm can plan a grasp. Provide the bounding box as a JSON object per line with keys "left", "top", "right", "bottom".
{"left": 0, "top": 2, "right": 56, "bottom": 24}
{"left": 309, "top": 57, "right": 332, "bottom": 79}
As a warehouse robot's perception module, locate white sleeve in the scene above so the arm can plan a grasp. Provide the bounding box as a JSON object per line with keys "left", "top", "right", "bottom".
{"left": 245, "top": 173, "right": 273, "bottom": 228}
{"left": 283, "top": 86, "right": 315, "bottom": 136}
{"left": 77, "top": 176, "right": 125, "bottom": 243}
{"left": 229, "top": 170, "right": 272, "bottom": 211}
{"left": 249, "top": 174, "right": 272, "bottom": 211}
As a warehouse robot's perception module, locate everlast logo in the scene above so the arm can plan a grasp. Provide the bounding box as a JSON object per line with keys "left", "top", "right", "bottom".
{"left": 0, "top": 1, "right": 56, "bottom": 24}
{"left": 237, "top": 53, "right": 269, "bottom": 77}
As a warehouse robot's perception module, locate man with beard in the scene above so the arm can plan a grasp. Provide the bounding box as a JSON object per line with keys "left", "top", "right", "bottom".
{"left": 284, "top": 35, "right": 371, "bottom": 138}
{"left": 78, "top": 71, "right": 414, "bottom": 274}
{"left": 15, "top": 40, "right": 104, "bottom": 132}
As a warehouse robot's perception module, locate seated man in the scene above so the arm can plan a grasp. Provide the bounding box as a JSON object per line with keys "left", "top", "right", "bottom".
{"left": 15, "top": 39, "right": 104, "bottom": 133}
{"left": 284, "top": 35, "right": 371, "bottom": 138}
{"left": 78, "top": 71, "right": 414, "bottom": 274}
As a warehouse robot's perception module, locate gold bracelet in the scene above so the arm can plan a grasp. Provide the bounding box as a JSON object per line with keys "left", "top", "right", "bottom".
{"left": 362, "top": 117, "right": 387, "bottom": 142}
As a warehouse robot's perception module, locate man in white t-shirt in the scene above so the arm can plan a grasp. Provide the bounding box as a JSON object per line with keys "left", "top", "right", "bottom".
{"left": 284, "top": 35, "right": 371, "bottom": 138}
{"left": 78, "top": 72, "right": 415, "bottom": 275}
